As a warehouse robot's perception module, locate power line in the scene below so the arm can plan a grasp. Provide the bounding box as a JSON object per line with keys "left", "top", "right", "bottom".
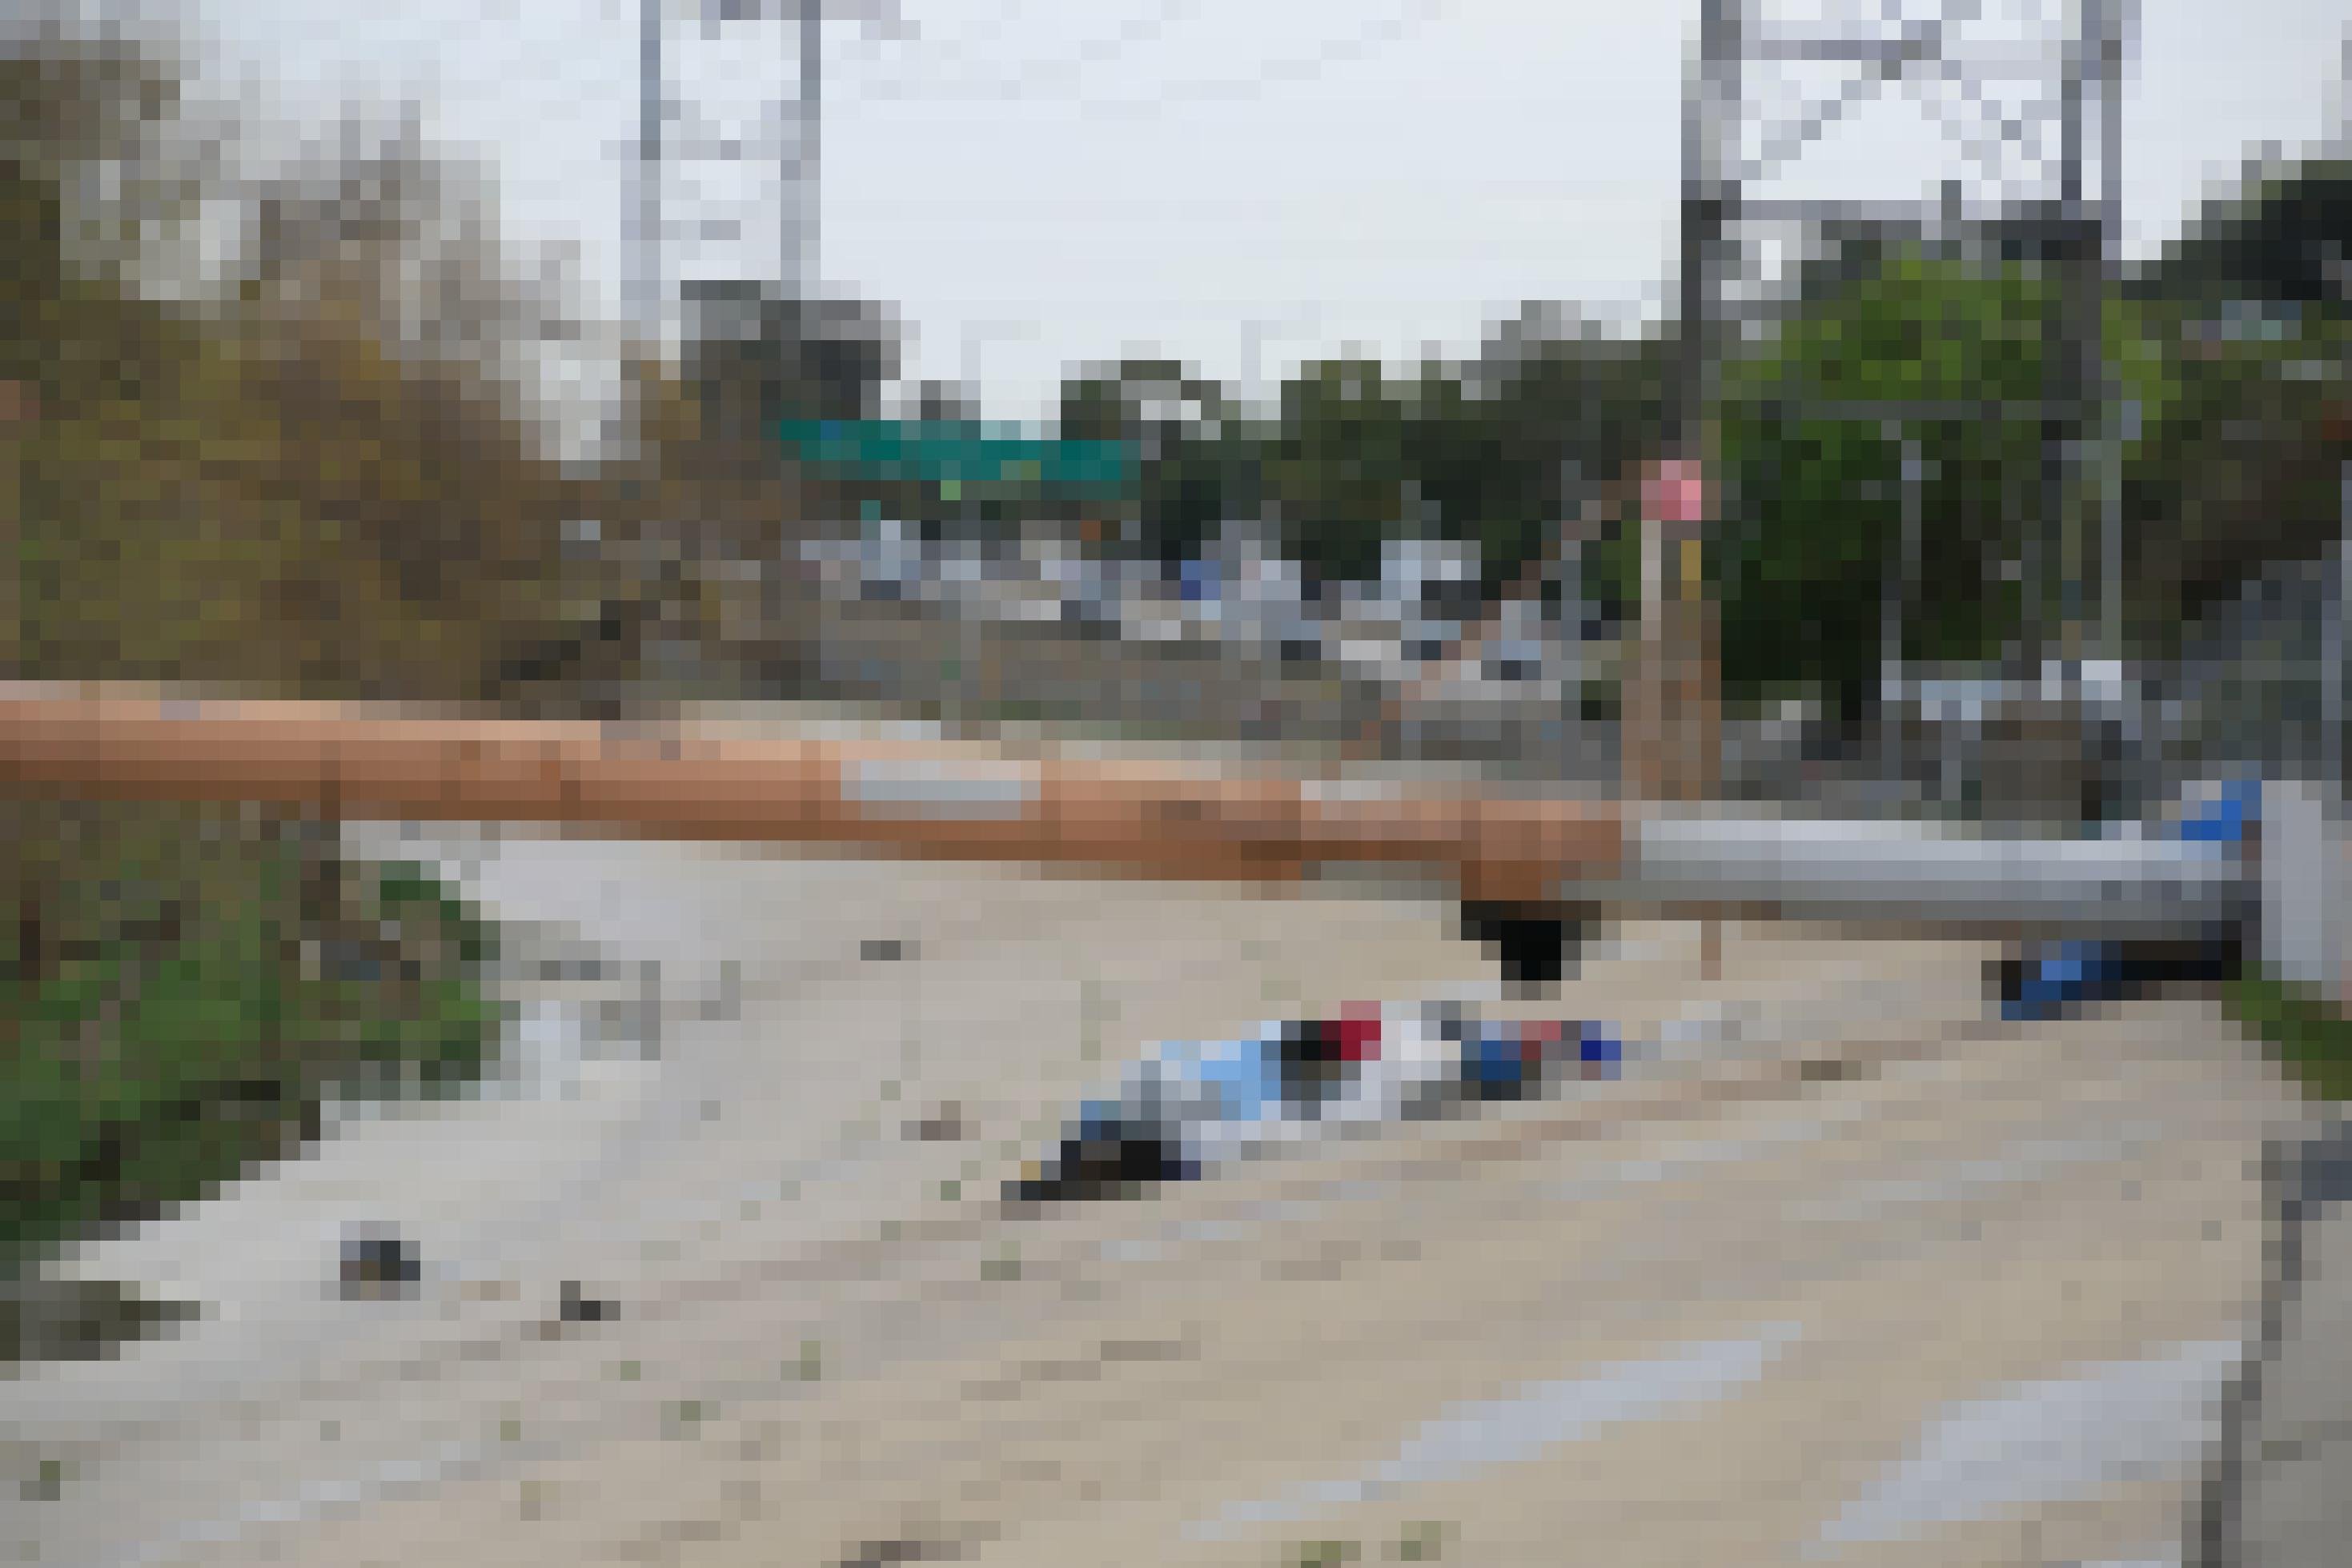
{"left": 1067, "top": 0, "right": 1443, "bottom": 124}
{"left": 830, "top": 1, "right": 1444, "bottom": 126}
{"left": 829, "top": 2, "right": 1038, "bottom": 102}
{"left": 844, "top": 0, "right": 1206, "bottom": 106}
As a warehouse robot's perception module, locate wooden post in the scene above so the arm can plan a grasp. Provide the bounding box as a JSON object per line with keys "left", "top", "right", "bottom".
{"left": 1634, "top": 459, "right": 1724, "bottom": 973}
{"left": 1631, "top": 459, "right": 1720, "bottom": 807}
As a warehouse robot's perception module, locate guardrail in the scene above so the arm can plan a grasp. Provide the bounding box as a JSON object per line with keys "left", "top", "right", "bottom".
{"left": 0, "top": 684, "right": 2253, "bottom": 941}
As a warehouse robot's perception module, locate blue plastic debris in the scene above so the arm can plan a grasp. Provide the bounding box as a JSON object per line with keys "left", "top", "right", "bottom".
{"left": 1999, "top": 778, "right": 2258, "bottom": 1022}
{"left": 1465, "top": 1025, "right": 1538, "bottom": 1097}
{"left": 2176, "top": 776, "right": 2262, "bottom": 846}
{"left": 2001, "top": 940, "right": 2133, "bottom": 1023}
{"left": 1578, "top": 1025, "right": 1625, "bottom": 1076}
{"left": 1169, "top": 1032, "right": 1285, "bottom": 1125}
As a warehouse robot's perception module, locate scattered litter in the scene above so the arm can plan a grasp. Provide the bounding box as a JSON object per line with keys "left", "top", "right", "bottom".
{"left": 337, "top": 1225, "right": 420, "bottom": 1301}
{"left": 905, "top": 1102, "right": 970, "bottom": 1143}
{"left": 834, "top": 1537, "right": 953, "bottom": 1568}
{"left": 1007, "top": 1002, "right": 1626, "bottom": 1205}
{"left": 557, "top": 1280, "right": 617, "bottom": 1325}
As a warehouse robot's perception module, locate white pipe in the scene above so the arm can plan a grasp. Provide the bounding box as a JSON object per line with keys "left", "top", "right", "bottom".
{"left": 1567, "top": 810, "right": 2246, "bottom": 939}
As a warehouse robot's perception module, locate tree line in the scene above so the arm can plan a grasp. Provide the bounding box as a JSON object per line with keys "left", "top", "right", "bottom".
{"left": 1023, "top": 202, "right": 2348, "bottom": 714}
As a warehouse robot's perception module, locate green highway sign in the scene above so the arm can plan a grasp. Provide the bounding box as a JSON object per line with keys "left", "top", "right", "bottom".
{"left": 776, "top": 419, "right": 1138, "bottom": 498}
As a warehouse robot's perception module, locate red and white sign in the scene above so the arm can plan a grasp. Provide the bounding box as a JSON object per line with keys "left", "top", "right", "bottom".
{"left": 1640, "top": 458, "right": 1710, "bottom": 526}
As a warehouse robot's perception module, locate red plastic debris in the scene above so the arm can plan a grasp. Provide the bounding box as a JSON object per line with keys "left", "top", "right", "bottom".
{"left": 1332, "top": 1004, "right": 1384, "bottom": 1062}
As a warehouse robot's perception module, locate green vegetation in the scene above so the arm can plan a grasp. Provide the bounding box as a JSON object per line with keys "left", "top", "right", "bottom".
{"left": 0, "top": 22, "right": 548, "bottom": 1299}
{"left": 1028, "top": 159, "right": 2350, "bottom": 721}
{"left": 1712, "top": 254, "right": 2049, "bottom": 717}
{"left": 1391, "top": 1522, "right": 1450, "bottom": 1562}
{"left": 1283, "top": 1542, "right": 1359, "bottom": 1568}
{"left": 1048, "top": 331, "right": 1661, "bottom": 600}
{"left": 3, "top": 18, "right": 824, "bottom": 713}
{"left": 2226, "top": 968, "right": 2352, "bottom": 1104}
{"left": 1, "top": 800, "right": 500, "bottom": 1273}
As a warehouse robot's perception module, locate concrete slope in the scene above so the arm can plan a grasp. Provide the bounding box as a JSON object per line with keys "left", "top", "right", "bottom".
{"left": 5, "top": 830, "right": 2310, "bottom": 1568}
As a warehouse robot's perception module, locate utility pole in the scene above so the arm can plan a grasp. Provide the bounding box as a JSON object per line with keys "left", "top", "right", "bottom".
{"left": 1629, "top": 0, "right": 1738, "bottom": 806}
{"left": 1882, "top": 430, "right": 1925, "bottom": 786}
{"left": 797, "top": 0, "right": 821, "bottom": 299}
{"left": 633, "top": 0, "right": 664, "bottom": 342}
{"left": 2017, "top": 0, "right": 2133, "bottom": 669}
{"left": 2098, "top": 0, "right": 2132, "bottom": 665}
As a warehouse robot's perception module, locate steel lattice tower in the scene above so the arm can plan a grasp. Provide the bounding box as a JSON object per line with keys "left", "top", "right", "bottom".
{"left": 629, "top": 0, "right": 828, "bottom": 355}
{"left": 1640, "top": 0, "right": 2133, "bottom": 800}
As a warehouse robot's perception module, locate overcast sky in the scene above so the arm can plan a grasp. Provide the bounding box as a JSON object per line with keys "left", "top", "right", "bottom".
{"left": 171, "top": 0, "right": 2351, "bottom": 424}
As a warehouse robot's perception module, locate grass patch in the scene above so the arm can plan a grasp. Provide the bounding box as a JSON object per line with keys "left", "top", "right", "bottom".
{"left": 1390, "top": 1522, "right": 1450, "bottom": 1561}
{"left": 1285, "top": 1542, "right": 1359, "bottom": 1568}
{"left": 2224, "top": 968, "right": 2352, "bottom": 1102}
{"left": 2, "top": 800, "right": 500, "bottom": 1280}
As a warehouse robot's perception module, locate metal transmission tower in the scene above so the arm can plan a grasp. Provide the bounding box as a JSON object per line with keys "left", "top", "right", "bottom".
{"left": 1640, "top": 0, "right": 2133, "bottom": 800}
{"left": 632, "top": 1, "right": 881, "bottom": 352}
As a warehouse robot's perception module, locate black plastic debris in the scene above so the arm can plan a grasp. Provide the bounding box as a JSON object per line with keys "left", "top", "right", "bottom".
{"left": 338, "top": 1225, "right": 420, "bottom": 1300}
{"left": 1005, "top": 1113, "right": 1195, "bottom": 1207}
{"left": 1459, "top": 900, "right": 1594, "bottom": 991}
{"left": 1993, "top": 931, "right": 2242, "bottom": 1021}
{"left": 558, "top": 1280, "right": 618, "bottom": 1325}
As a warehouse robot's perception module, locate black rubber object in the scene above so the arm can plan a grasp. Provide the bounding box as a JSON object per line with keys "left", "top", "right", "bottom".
{"left": 1459, "top": 900, "right": 1593, "bottom": 990}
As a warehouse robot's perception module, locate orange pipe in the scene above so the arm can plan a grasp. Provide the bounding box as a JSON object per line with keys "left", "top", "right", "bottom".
{"left": 0, "top": 686, "right": 1627, "bottom": 897}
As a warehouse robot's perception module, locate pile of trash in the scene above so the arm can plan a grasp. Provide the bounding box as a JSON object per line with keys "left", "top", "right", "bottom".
{"left": 1008, "top": 1002, "right": 1624, "bottom": 1203}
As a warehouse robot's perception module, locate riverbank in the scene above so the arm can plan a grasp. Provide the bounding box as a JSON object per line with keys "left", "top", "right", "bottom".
{"left": 2, "top": 800, "right": 500, "bottom": 1360}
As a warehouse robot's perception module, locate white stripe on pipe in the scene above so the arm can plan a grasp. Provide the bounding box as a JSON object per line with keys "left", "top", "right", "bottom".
{"left": 841, "top": 760, "right": 1040, "bottom": 820}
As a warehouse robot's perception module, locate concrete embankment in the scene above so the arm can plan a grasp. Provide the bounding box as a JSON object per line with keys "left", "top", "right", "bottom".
{"left": 6, "top": 803, "right": 2310, "bottom": 1568}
